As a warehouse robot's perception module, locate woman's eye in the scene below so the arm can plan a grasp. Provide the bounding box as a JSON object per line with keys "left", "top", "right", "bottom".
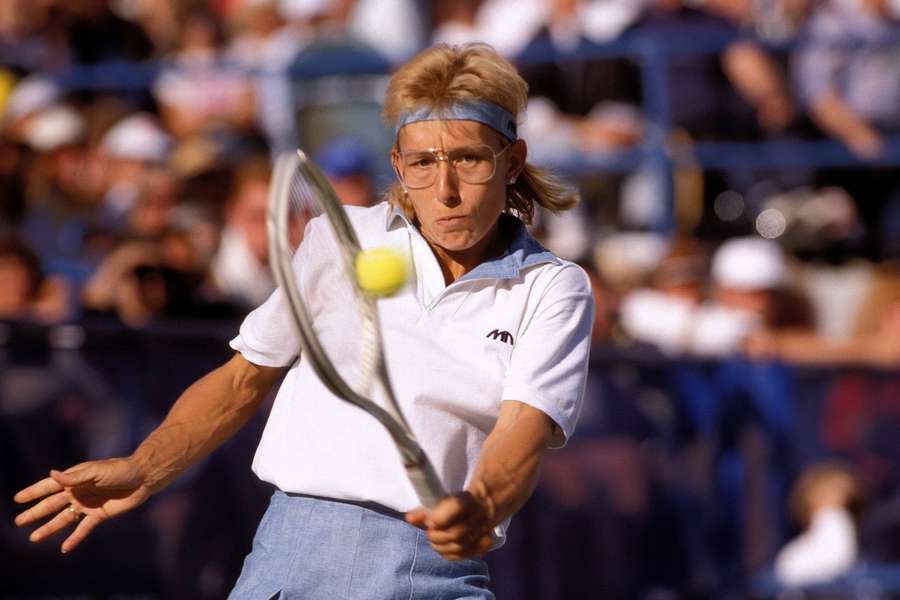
{"left": 409, "top": 157, "right": 435, "bottom": 168}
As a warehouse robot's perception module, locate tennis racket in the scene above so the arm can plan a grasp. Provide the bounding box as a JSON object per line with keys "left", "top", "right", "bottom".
{"left": 266, "top": 148, "right": 448, "bottom": 510}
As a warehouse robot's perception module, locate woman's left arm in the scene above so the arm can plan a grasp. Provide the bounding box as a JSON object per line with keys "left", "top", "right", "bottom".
{"left": 407, "top": 265, "right": 594, "bottom": 560}
{"left": 406, "top": 400, "right": 554, "bottom": 561}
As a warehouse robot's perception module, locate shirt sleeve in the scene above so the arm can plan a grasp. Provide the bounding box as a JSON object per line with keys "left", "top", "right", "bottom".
{"left": 229, "top": 217, "right": 326, "bottom": 367}
{"left": 501, "top": 264, "right": 594, "bottom": 448}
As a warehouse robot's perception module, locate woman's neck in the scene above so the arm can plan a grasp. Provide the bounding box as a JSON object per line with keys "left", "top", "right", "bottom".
{"left": 429, "top": 221, "right": 507, "bottom": 286}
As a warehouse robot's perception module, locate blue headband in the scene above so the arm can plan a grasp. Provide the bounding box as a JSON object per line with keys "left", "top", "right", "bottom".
{"left": 394, "top": 101, "right": 518, "bottom": 141}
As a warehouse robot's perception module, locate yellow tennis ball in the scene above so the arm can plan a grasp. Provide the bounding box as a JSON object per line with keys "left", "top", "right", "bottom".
{"left": 355, "top": 247, "right": 408, "bottom": 297}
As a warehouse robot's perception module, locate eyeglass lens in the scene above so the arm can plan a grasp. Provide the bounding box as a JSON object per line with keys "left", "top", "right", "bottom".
{"left": 400, "top": 144, "right": 501, "bottom": 188}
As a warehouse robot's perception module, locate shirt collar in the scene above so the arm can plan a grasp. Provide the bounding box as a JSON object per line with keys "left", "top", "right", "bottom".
{"left": 385, "top": 203, "right": 410, "bottom": 230}
{"left": 384, "top": 204, "right": 560, "bottom": 281}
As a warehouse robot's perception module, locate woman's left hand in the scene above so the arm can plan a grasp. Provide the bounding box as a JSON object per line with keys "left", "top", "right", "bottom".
{"left": 405, "top": 492, "right": 494, "bottom": 561}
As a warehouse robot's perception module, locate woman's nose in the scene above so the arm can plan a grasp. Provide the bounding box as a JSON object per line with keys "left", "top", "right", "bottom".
{"left": 434, "top": 160, "right": 460, "bottom": 206}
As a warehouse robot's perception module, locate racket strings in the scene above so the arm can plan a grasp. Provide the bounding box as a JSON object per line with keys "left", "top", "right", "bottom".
{"left": 287, "top": 168, "right": 382, "bottom": 400}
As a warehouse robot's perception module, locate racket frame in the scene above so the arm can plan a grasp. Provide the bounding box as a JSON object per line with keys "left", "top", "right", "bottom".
{"left": 267, "top": 150, "right": 446, "bottom": 509}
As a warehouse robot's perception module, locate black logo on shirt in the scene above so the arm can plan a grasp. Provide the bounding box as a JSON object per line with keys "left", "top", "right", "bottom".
{"left": 486, "top": 329, "right": 514, "bottom": 345}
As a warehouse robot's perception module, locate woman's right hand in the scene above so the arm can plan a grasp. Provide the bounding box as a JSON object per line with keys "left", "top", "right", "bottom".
{"left": 13, "top": 457, "right": 152, "bottom": 553}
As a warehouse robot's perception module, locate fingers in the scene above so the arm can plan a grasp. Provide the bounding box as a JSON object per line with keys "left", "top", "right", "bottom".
{"left": 415, "top": 493, "right": 494, "bottom": 561}
{"left": 14, "top": 462, "right": 98, "bottom": 505}
{"left": 27, "top": 504, "right": 83, "bottom": 544}
{"left": 61, "top": 514, "right": 102, "bottom": 554}
{"left": 429, "top": 530, "right": 493, "bottom": 561}
{"left": 425, "top": 518, "right": 491, "bottom": 545}
{"left": 407, "top": 494, "right": 497, "bottom": 559}
{"left": 14, "top": 476, "right": 64, "bottom": 504}
{"left": 427, "top": 493, "right": 481, "bottom": 529}
{"left": 404, "top": 507, "right": 429, "bottom": 529}
{"left": 14, "top": 491, "right": 70, "bottom": 527}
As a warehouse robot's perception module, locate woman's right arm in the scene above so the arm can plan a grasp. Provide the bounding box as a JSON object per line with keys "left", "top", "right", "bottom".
{"left": 14, "top": 352, "right": 284, "bottom": 553}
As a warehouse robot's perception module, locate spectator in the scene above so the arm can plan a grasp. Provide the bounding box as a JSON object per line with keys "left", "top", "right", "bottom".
{"left": 0, "top": 236, "right": 68, "bottom": 322}
{"left": 1, "top": 75, "right": 62, "bottom": 145}
{"left": 117, "top": 0, "right": 184, "bottom": 55}
{"left": 315, "top": 136, "right": 377, "bottom": 207}
{"left": 619, "top": 236, "right": 810, "bottom": 357}
{"left": 210, "top": 157, "right": 275, "bottom": 308}
{"left": 706, "top": 237, "right": 808, "bottom": 348}
{"left": 749, "top": 263, "right": 900, "bottom": 367}
{"left": 793, "top": 0, "right": 900, "bottom": 160}
{"left": 515, "top": 0, "right": 645, "bottom": 164}
{"left": 792, "top": 0, "right": 900, "bottom": 260}
{"left": 0, "top": 137, "right": 30, "bottom": 230}
{"left": 81, "top": 234, "right": 238, "bottom": 327}
{"left": 17, "top": 104, "right": 114, "bottom": 271}
{"left": 431, "top": 0, "right": 549, "bottom": 58}
{"left": 225, "top": 0, "right": 308, "bottom": 153}
{"left": 55, "top": 0, "right": 154, "bottom": 65}
{"left": 97, "top": 112, "right": 172, "bottom": 224}
{"left": 153, "top": 9, "right": 255, "bottom": 139}
{"left": 124, "top": 170, "right": 180, "bottom": 240}
{"left": 774, "top": 462, "right": 867, "bottom": 588}
{"left": 618, "top": 236, "right": 709, "bottom": 355}
{"left": 0, "top": 0, "right": 60, "bottom": 71}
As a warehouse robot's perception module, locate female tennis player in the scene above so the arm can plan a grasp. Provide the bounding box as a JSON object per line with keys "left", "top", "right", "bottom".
{"left": 14, "top": 43, "right": 594, "bottom": 598}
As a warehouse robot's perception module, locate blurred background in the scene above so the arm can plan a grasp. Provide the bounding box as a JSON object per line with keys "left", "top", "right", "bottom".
{"left": 1, "top": 0, "right": 900, "bottom": 598}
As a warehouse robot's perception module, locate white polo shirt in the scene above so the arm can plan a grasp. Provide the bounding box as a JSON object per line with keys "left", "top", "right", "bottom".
{"left": 230, "top": 201, "right": 593, "bottom": 530}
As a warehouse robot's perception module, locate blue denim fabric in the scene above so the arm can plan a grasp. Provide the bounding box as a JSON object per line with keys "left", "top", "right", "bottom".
{"left": 228, "top": 491, "right": 495, "bottom": 600}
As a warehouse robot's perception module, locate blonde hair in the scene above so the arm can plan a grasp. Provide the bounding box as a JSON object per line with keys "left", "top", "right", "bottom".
{"left": 383, "top": 43, "right": 576, "bottom": 224}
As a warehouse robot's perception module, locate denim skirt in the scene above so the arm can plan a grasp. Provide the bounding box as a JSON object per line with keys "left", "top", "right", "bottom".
{"left": 228, "top": 491, "right": 495, "bottom": 599}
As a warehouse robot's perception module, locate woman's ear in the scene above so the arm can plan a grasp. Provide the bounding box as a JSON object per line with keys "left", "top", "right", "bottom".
{"left": 506, "top": 139, "right": 527, "bottom": 180}
{"left": 390, "top": 148, "right": 403, "bottom": 185}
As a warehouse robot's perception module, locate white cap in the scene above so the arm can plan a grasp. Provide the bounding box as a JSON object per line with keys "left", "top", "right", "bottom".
{"left": 711, "top": 236, "right": 787, "bottom": 290}
{"left": 278, "top": 0, "right": 333, "bottom": 20}
{"left": 101, "top": 113, "right": 172, "bottom": 163}
{"left": 4, "top": 75, "right": 61, "bottom": 123}
{"left": 22, "top": 105, "right": 85, "bottom": 152}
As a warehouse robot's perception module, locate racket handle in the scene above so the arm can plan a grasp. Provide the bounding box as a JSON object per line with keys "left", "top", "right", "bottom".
{"left": 406, "top": 460, "right": 446, "bottom": 509}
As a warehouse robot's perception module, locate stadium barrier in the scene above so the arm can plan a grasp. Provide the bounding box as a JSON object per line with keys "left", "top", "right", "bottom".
{"left": 3, "top": 320, "right": 900, "bottom": 598}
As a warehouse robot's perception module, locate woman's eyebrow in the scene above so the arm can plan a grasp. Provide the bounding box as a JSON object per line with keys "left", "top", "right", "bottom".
{"left": 399, "top": 143, "right": 492, "bottom": 153}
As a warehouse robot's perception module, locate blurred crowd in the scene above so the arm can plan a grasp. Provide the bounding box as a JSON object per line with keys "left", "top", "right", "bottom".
{"left": 2, "top": 0, "right": 900, "bottom": 598}
{"left": 0, "top": 0, "right": 897, "bottom": 364}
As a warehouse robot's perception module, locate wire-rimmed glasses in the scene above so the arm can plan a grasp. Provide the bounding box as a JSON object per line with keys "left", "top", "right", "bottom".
{"left": 396, "top": 143, "right": 512, "bottom": 189}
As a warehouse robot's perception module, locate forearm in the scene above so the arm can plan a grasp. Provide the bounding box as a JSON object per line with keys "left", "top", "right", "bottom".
{"left": 132, "top": 353, "right": 283, "bottom": 492}
{"left": 811, "top": 93, "right": 877, "bottom": 141}
{"left": 722, "top": 42, "right": 787, "bottom": 106}
{"left": 774, "top": 331, "right": 898, "bottom": 367}
{"left": 466, "top": 400, "right": 554, "bottom": 525}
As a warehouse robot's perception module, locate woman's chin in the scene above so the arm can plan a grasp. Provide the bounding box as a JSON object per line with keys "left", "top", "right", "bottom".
{"left": 427, "top": 231, "right": 478, "bottom": 253}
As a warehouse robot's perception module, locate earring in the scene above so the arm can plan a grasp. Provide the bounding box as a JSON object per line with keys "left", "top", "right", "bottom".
{"left": 507, "top": 176, "right": 517, "bottom": 185}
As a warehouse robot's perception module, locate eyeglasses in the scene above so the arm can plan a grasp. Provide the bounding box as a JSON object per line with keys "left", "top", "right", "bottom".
{"left": 396, "top": 143, "right": 512, "bottom": 189}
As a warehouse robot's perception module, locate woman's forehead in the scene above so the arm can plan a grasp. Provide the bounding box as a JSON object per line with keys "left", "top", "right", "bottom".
{"left": 397, "top": 120, "right": 497, "bottom": 149}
